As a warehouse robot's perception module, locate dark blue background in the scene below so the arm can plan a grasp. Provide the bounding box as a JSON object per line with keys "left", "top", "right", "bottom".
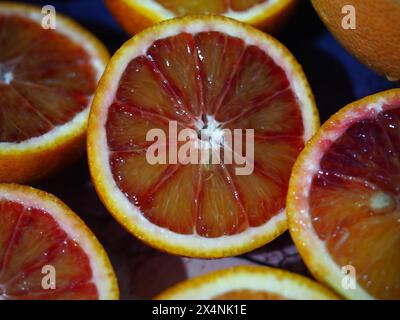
{"left": 10, "top": 0, "right": 398, "bottom": 299}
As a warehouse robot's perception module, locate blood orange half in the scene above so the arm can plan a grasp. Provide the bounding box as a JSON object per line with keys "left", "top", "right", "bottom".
{"left": 0, "top": 184, "right": 118, "bottom": 300}
{"left": 88, "top": 16, "right": 319, "bottom": 258}
{"left": 288, "top": 89, "right": 400, "bottom": 299}
{"left": 105, "top": 0, "right": 298, "bottom": 34}
{"left": 0, "top": 2, "right": 109, "bottom": 183}
{"left": 155, "top": 265, "right": 338, "bottom": 300}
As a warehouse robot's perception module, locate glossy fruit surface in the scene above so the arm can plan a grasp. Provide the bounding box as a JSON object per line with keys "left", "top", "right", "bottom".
{"left": 88, "top": 16, "right": 319, "bottom": 258}
{"left": 0, "top": 2, "right": 109, "bottom": 183}
{"left": 0, "top": 183, "right": 118, "bottom": 300}
{"left": 288, "top": 89, "right": 400, "bottom": 299}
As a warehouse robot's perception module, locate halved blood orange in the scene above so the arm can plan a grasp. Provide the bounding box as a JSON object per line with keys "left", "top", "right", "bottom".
{"left": 105, "top": 0, "right": 298, "bottom": 34}
{"left": 0, "top": 183, "right": 118, "bottom": 300}
{"left": 88, "top": 16, "right": 319, "bottom": 258}
{"left": 287, "top": 89, "right": 400, "bottom": 299}
{"left": 155, "top": 265, "right": 338, "bottom": 300}
{"left": 0, "top": 2, "right": 109, "bottom": 183}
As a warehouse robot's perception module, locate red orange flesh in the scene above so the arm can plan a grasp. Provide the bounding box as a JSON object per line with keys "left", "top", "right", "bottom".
{"left": 288, "top": 89, "right": 400, "bottom": 299}
{"left": 0, "top": 2, "right": 109, "bottom": 183}
{"left": 0, "top": 13, "right": 96, "bottom": 142}
{"left": 88, "top": 16, "right": 318, "bottom": 258}
{"left": 0, "top": 184, "right": 118, "bottom": 300}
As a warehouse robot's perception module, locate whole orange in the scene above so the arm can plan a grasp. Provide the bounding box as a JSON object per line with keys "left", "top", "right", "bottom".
{"left": 312, "top": 0, "right": 400, "bottom": 81}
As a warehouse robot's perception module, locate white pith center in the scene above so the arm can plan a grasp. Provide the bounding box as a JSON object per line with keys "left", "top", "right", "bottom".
{"left": 196, "top": 114, "right": 224, "bottom": 150}
{"left": 370, "top": 191, "right": 396, "bottom": 213}
{"left": 0, "top": 63, "right": 13, "bottom": 85}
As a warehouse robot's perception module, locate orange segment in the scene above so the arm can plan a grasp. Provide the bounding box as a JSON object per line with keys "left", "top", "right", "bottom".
{"left": 155, "top": 265, "right": 338, "bottom": 300}
{"left": 147, "top": 33, "right": 202, "bottom": 117}
{"left": 0, "top": 184, "right": 118, "bottom": 300}
{"left": 0, "top": 13, "right": 94, "bottom": 138}
{"left": 0, "top": 201, "right": 22, "bottom": 269}
{"left": 223, "top": 90, "right": 303, "bottom": 136}
{"left": 11, "top": 82, "right": 88, "bottom": 128}
{"left": 6, "top": 239, "right": 94, "bottom": 298}
{"left": 216, "top": 46, "right": 290, "bottom": 122}
{"left": 195, "top": 31, "right": 245, "bottom": 115}
{"left": 143, "top": 164, "right": 199, "bottom": 234}
{"left": 196, "top": 164, "right": 248, "bottom": 238}
{"left": 115, "top": 56, "right": 193, "bottom": 123}
{"left": 11, "top": 26, "right": 97, "bottom": 94}
{"left": 227, "top": 167, "right": 285, "bottom": 227}
{"left": 0, "top": 3, "right": 109, "bottom": 183}
{"left": 110, "top": 151, "right": 172, "bottom": 203}
{"left": 106, "top": 103, "right": 171, "bottom": 152}
{"left": 254, "top": 138, "right": 304, "bottom": 185}
{"left": 0, "top": 85, "right": 52, "bottom": 142}
{"left": 88, "top": 16, "right": 318, "bottom": 258}
{"left": 287, "top": 89, "right": 400, "bottom": 299}
{"left": 0, "top": 206, "right": 69, "bottom": 284}
{"left": 0, "top": 13, "right": 40, "bottom": 61}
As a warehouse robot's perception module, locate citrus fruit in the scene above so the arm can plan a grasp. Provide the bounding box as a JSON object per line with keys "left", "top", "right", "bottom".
{"left": 155, "top": 265, "right": 338, "bottom": 299}
{"left": 0, "top": 2, "right": 109, "bottom": 183}
{"left": 311, "top": 0, "right": 400, "bottom": 81}
{"left": 287, "top": 89, "right": 400, "bottom": 300}
{"left": 0, "top": 183, "right": 118, "bottom": 300}
{"left": 88, "top": 15, "right": 319, "bottom": 258}
{"left": 105, "top": 0, "right": 298, "bottom": 34}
